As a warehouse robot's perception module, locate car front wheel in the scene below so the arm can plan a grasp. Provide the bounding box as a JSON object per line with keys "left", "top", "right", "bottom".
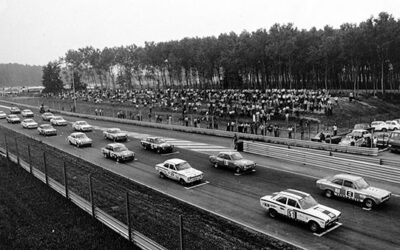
{"left": 213, "top": 162, "right": 218, "bottom": 168}
{"left": 179, "top": 179, "right": 186, "bottom": 186}
{"left": 309, "top": 221, "right": 320, "bottom": 233}
{"left": 235, "top": 167, "right": 241, "bottom": 174}
{"left": 382, "top": 128, "right": 387, "bottom": 132}
{"left": 363, "top": 198, "right": 374, "bottom": 209}
{"left": 159, "top": 172, "right": 165, "bottom": 178}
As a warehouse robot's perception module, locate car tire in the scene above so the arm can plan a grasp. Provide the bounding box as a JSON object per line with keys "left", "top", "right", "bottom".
{"left": 268, "top": 209, "right": 277, "bottom": 218}
{"left": 363, "top": 198, "right": 374, "bottom": 209}
{"left": 76, "top": 143, "right": 80, "bottom": 148}
{"left": 116, "top": 157, "right": 120, "bottom": 163}
{"left": 235, "top": 167, "right": 241, "bottom": 174}
{"left": 157, "top": 148, "right": 161, "bottom": 154}
{"left": 324, "top": 189, "right": 333, "bottom": 198}
{"left": 309, "top": 221, "right": 320, "bottom": 233}
{"left": 179, "top": 179, "right": 186, "bottom": 186}
{"left": 159, "top": 172, "right": 165, "bottom": 179}
{"left": 382, "top": 128, "right": 387, "bottom": 132}
{"left": 213, "top": 162, "right": 218, "bottom": 168}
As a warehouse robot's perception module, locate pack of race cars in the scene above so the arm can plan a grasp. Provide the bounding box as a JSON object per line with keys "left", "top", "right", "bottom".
{"left": 1, "top": 106, "right": 393, "bottom": 234}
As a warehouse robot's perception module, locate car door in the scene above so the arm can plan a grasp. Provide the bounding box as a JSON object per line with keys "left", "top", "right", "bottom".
{"left": 215, "top": 153, "right": 224, "bottom": 166}
{"left": 275, "top": 196, "right": 288, "bottom": 216}
{"left": 169, "top": 164, "right": 178, "bottom": 180}
{"left": 343, "top": 180, "right": 356, "bottom": 201}
{"left": 287, "top": 198, "right": 302, "bottom": 222}
{"left": 331, "top": 178, "right": 344, "bottom": 197}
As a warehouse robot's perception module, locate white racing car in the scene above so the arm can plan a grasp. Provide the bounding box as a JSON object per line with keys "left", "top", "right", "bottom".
{"left": 21, "top": 118, "right": 38, "bottom": 129}
{"left": 155, "top": 158, "right": 203, "bottom": 186}
{"left": 260, "top": 189, "right": 341, "bottom": 233}
{"left": 67, "top": 132, "right": 93, "bottom": 147}
{"left": 72, "top": 120, "right": 93, "bottom": 132}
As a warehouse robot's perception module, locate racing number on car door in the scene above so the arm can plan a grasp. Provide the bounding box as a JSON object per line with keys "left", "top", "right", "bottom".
{"left": 287, "top": 210, "right": 297, "bottom": 219}
{"left": 346, "top": 190, "right": 354, "bottom": 199}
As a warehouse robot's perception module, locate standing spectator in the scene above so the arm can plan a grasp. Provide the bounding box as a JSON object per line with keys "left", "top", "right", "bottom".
{"left": 233, "top": 133, "right": 238, "bottom": 149}
{"left": 267, "top": 124, "right": 273, "bottom": 135}
{"left": 95, "top": 108, "right": 98, "bottom": 116}
{"left": 259, "top": 123, "right": 265, "bottom": 136}
{"left": 288, "top": 125, "right": 293, "bottom": 139}
{"left": 333, "top": 124, "right": 338, "bottom": 136}
{"left": 99, "top": 109, "right": 103, "bottom": 116}
{"left": 184, "top": 116, "right": 189, "bottom": 126}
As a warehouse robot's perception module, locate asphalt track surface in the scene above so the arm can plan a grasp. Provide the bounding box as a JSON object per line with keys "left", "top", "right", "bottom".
{"left": 1, "top": 106, "right": 400, "bottom": 250}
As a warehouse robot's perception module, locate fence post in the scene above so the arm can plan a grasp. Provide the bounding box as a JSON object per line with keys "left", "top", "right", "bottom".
{"left": 43, "top": 152, "right": 48, "bottom": 185}
{"left": 28, "top": 145, "right": 32, "bottom": 174}
{"left": 89, "top": 174, "right": 95, "bottom": 217}
{"left": 15, "top": 137, "right": 20, "bottom": 166}
{"left": 63, "top": 162, "right": 69, "bottom": 199}
{"left": 179, "top": 215, "right": 184, "bottom": 250}
{"left": 126, "top": 192, "right": 132, "bottom": 242}
{"left": 4, "top": 135, "right": 9, "bottom": 160}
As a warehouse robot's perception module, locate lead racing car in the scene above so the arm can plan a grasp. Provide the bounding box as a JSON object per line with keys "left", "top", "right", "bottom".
{"left": 316, "top": 173, "right": 391, "bottom": 209}
{"left": 209, "top": 151, "right": 256, "bottom": 174}
{"left": 260, "top": 189, "right": 341, "bottom": 233}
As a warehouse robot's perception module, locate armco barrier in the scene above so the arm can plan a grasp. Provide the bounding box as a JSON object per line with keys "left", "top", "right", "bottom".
{"left": 243, "top": 141, "right": 400, "bottom": 184}
{"left": 2, "top": 150, "right": 165, "bottom": 250}
{"left": 0, "top": 99, "right": 379, "bottom": 156}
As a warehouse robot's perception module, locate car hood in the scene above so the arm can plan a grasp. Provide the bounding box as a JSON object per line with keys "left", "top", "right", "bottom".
{"left": 43, "top": 128, "right": 56, "bottom": 132}
{"left": 177, "top": 168, "right": 203, "bottom": 177}
{"left": 160, "top": 143, "right": 171, "bottom": 147}
{"left": 361, "top": 186, "right": 391, "bottom": 198}
{"left": 234, "top": 159, "right": 255, "bottom": 166}
{"left": 306, "top": 204, "right": 341, "bottom": 221}
{"left": 80, "top": 124, "right": 92, "bottom": 128}
{"left": 121, "top": 150, "right": 134, "bottom": 156}
{"left": 26, "top": 122, "right": 38, "bottom": 125}
{"left": 114, "top": 132, "right": 127, "bottom": 136}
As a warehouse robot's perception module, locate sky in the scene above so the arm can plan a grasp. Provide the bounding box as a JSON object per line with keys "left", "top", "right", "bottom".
{"left": 1, "top": 0, "right": 399, "bottom": 66}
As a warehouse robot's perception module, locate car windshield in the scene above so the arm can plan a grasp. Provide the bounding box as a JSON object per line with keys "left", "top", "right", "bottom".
{"left": 75, "top": 134, "right": 87, "bottom": 139}
{"left": 54, "top": 117, "right": 62, "bottom": 120}
{"left": 114, "top": 146, "right": 128, "bottom": 152}
{"left": 9, "top": 115, "right": 17, "bottom": 118}
{"left": 354, "top": 178, "right": 370, "bottom": 189}
{"left": 231, "top": 152, "right": 244, "bottom": 160}
{"left": 154, "top": 138, "right": 166, "bottom": 144}
{"left": 371, "top": 122, "right": 381, "bottom": 126}
{"left": 23, "top": 110, "right": 31, "bottom": 112}
{"left": 24, "top": 119, "right": 34, "bottom": 122}
{"left": 41, "top": 125, "right": 51, "bottom": 129}
{"left": 109, "top": 129, "right": 120, "bottom": 133}
{"left": 298, "top": 195, "right": 318, "bottom": 209}
{"left": 175, "top": 162, "right": 191, "bottom": 171}
{"left": 78, "top": 121, "right": 88, "bottom": 125}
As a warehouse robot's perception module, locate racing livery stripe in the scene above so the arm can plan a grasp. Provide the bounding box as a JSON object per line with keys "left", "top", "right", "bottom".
{"left": 264, "top": 200, "right": 326, "bottom": 222}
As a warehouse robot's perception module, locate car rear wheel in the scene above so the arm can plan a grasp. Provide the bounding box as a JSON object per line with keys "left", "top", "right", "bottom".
{"left": 179, "top": 179, "right": 186, "bottom": 186}
{"left": 324, "top": 189, "right": 333, "bottom": 198}
{"left": 309, "top": 221, "right": 320, "bottom": 233}
{"left": 159, "top": 172, "right": 165, "bottom": 179}
{"left": 103, "top": 153, "right": 108, "bottom": 158}
{"left": 268, "top": 209, "right": 277, "bottom": 218}
{"left": 382, "top": 128, "right": 387, "bottom": 132}
{"left": 213, "top": 162, "right": 218, "bottom": 168}
{"left": 156, "top": 148, "right": 161, "bottom": 154}
{"left": 363, "top": 198, "right": 374, "bottom": 209}
{"left": 235, "top": 167, "right": 241, "bottom": 174}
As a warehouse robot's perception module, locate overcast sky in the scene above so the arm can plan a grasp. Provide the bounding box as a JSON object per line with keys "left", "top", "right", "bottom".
{"left": 1, "top": 0, "right": 399, "bottom": 65}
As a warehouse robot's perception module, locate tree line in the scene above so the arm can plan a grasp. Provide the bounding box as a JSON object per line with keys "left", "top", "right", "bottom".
{"left": 44, "top": 12, "right": 400, "bottom": 93}
{"left": 0, "top": 63, "right": 42, "bottom": 88}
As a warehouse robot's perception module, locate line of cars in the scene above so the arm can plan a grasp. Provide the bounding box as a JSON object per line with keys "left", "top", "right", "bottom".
{"left": 1, "top": 106, "right": 394, "bottom": 234}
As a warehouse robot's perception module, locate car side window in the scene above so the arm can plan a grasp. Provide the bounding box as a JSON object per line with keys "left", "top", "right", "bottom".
{"left": 276, "top": 196, "right": 287, "bottom": 205}
{"left": 164, "top": 163, "right": 169, "bottom": 168}
{"left": 287, "top": 199, "right": 298, "bottom": 208}
{"left": 343, "top": 180, "right": 355, "bottom": 188}
{"left": 169, "top": 165, "right": 176, "bottom": 171}
{"left": 332, "top": 179, "right": 343, "bottom": 186}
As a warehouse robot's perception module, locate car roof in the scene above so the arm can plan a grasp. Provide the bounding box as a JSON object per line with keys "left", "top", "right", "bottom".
{"left": 219, "top": 151, "right": 239, "bottom": 155}
{"left": 22, "top": 109, "right": 31, "bottom": 111}
{"left": 23, "top": 118, "right": 34, "bottom": 121}
{"left": 76, "top": 120, "right": 87, "bottom": 123}
{"left": 70, "top": 132, "right": 85, "bottom": 136}
{"left": 352, "top": 129, "right": 368, "bottom": 132}
{"left": 278, "top": 189, "right": 311, "bottom": 200}
{"left": 107, "top": 143, "right": 125, "bottom": 147}
{"left": 333, "top": 174, "right": 363, "bottom": 182}
{"left": 165, "top": 158, "right": 187, "bottom": 164}
{"left": 107, "top": 127, "right": 121, "bottom": 131}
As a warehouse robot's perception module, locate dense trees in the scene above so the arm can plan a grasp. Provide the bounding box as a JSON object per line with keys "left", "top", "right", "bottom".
{"left": 42, "top": 61, "right": 63, "bottom": 93}
{"left": 0, "top": 63, "right": 42, "bottom": 87}
{"left": 56, "top": 12, "right": 400, "bottom": 92}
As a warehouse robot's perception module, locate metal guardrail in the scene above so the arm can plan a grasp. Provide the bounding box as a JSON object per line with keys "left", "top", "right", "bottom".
{"left": 0, "top": 99, "right": 379, "bottom": 156}
{"left": 243, "top": 141, "right": 400, "bottom": 184}
{"left": 1, "top": 150, "right": 166, "bottom": 250}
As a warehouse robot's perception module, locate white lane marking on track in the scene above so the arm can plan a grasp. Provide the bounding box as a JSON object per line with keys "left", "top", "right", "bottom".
{"left": 313, "top": 222, "right": 342, "bottom": 237}
{"left": 184, "top": 181, "right": 210, "bottom": 190}
{"left": 161, "top": 151, "right": 180, "bottom": 156}
{"left": 190, "top": 148, "right": 232, "bottom": 152}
